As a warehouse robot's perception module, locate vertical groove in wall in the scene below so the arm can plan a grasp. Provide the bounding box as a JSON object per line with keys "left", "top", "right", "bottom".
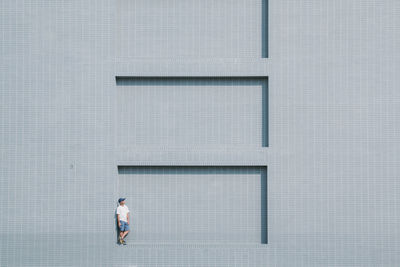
{"left": 261, "top": 167, "right": 268, "bottom": 244}
{"left": 261, "top": 0, "right": 268, "bottom": 58}
{"left": 262, "top": 78, "right": 269, "bottom": 147}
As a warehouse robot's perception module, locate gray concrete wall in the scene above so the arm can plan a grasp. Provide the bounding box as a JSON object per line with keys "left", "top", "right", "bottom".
{"left": 1, "top": 0, "right": 400, "bottom": 266}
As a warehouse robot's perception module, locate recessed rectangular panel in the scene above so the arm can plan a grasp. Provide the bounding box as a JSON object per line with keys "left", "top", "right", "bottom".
{"left": 117, "top": 166, "right": 267, "bottom": 244}
{"left": 116, "top": 76, "right": 268, "bottom": 148}
{"left": 116, "top": 0, "right": 268, "bottom": 58}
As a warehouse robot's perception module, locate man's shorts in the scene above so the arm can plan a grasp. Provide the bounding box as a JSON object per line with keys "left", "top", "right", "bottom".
{"left": 119, "top": 221, "right": 130, "bottom": 231}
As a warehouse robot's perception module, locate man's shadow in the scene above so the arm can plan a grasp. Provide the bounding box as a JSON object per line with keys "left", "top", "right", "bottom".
{"left": 115, "top": 214, "right": 120, "bottom": 244}
{"left": 115, "top": 204, "right": 120, "bottom": 244}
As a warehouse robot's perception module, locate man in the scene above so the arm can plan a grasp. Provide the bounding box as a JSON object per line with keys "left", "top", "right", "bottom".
{"left": 116, "top": 198, "right": 130, "bottom": 245}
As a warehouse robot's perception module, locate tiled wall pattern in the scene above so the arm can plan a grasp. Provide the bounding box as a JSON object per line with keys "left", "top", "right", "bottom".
{"left": 1, "top": 0, "right": 400, "bottom": 266}
{"left": 116, "top": 0, "right": 267, "bottom": 58}
{"left": 116, "top": 77, "right": 268, "bottom": 148}
{"left": 118, "top": 166, "right": 267, "bottom": 244}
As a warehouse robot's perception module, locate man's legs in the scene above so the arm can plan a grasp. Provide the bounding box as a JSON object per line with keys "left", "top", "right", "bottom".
{"left": 118, "top": 221, "right": 130, "bottom": 244}
{"left": 121, "top": 221, "right": 130, "bottom": 242}
{"left": 119, "top": 230, "right": 124, "bottom": 243}
{"left": 121, "top": 230, "right": 129, "bottom": 240}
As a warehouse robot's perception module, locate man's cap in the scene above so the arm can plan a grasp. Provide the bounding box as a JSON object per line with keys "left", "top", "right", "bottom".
{"left": 118, "top": 198, "right": 126, "bottom": 203}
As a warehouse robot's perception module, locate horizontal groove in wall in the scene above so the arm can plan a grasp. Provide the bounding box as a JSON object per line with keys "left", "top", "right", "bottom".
{"left": 118, "top": 165, "right": 267, "bottom": 172}
{"left": 121, "top": 242, "right": 268, "bottom": 249}
{"left": 116, "top": 76, "right": 268, "bottom": 85}
{"left": 114, "top": 59, "right": 271, "bottom": 78}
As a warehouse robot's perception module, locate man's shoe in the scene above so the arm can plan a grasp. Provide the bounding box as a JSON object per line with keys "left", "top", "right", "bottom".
{"left": 122, "top": 239, "right": 126, "bottom": 245}
{"left": 118, "top": 236, "right": 123, "bottom": 244}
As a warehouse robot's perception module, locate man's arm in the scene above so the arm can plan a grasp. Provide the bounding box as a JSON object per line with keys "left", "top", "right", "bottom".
{"left": 127, "top": 212, "right": 130, "bottom": 225}
{"left": 117, "top": 214, "right": 121, "bottom": 226}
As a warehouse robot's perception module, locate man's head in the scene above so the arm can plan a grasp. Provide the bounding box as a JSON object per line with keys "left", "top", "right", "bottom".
{"left": 118, "top": 198, "right": 126, "bottom": 205}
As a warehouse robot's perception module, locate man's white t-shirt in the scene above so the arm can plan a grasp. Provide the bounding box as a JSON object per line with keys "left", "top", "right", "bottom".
{"left": 116, "top": 205, "right": 130, "bottom": 222}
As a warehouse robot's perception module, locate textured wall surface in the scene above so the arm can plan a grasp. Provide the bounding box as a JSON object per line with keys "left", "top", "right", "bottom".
{"left": 118, "top": 166, "right": 267, "bottom": 244}
{"left": 1, "top": 0, "right": 400, "bottom": 266}
{"left": 116, "top": 77, "right": 268, "bottom": 148}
